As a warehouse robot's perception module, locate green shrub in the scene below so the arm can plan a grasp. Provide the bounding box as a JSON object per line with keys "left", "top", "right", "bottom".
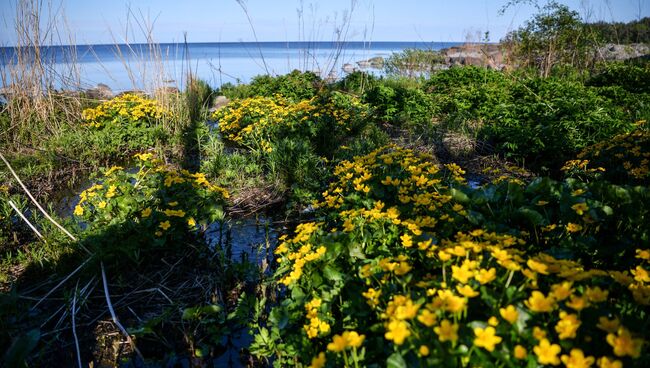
{"left": 248, "top": 70, "right": 322, "bottom": 101}
{"left": 74, "top": 154, "right": 228, "bottom": 263}
{"left": 252, "top": 146, "right": 650, "bottom": 367}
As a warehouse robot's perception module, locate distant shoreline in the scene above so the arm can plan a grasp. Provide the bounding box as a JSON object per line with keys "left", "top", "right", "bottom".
{"left": 0, "top": 40, "right": 470, "bottom": 49}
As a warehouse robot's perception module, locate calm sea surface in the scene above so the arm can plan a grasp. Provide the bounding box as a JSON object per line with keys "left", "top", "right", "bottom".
{"left": 1, "top": 41, "right": 460, "bottom": 91}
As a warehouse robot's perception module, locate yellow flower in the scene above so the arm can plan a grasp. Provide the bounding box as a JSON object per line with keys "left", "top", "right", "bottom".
{"left": 606, "top": 327, "right": 643, "bottom": 358}
{"left": 385, "top": 320, "right": 410, "bottom": 345}
{"left": 550, "top": 281, "right": 573, "bottom": 301}
{"left": 473, "top": 326, "right": 502, "bottom": 352}
{"left": 308, "top": 352, "right": 326, "bottom": 368}
{"left": 74, "top": 204, "right": 84, "bottom": 216}
{"left": 566, "top": 223, "right": 583, "bottom": 233}
{"left": 499, "top": 305, "right": 518, "bottom": 324}
{"left": 417, "top": 309, "right": 437, "bottom": 327}
{"left": 343, "top": 331, "right": 365, "bottom": 348}
{"left": 488, "top": 316, "right": 499, "bottom": 327}
{"left": 533, "top": 326, "right": 547, "bottom": 340}
{"left": 327, "top": 334, "right": 347, "bottom": 352}
{"left": 105, "top": 185, "right": 117, "bottom": 198}
{"left": 597, "top": 316, "right": 620, "bottom": 333}
{"left": 525, "top": 291, "right": 555, "bottom": 312}
{"left": 537, "top": 200, "right": 549, "bottom": 206}
{"left": 419, "top": 345, "right": 430, "bottom": 356}
{"left": 187, "top": 217, "right": 196, "bottom": 227}
{"left": 475, "top": 268, "right": 497, "bottom": 284}
{"left": 631, "top": 266, "right": 649, "bottom": 283}
{"left": 400, "top": 233, "right": 413, "bottom": 248}
{"left": 597, "top": 356, "right": 623, "bottom": 368}
{"left": 555, "top": 311, "right": 581, "bottom": 339}
{"left": 456, "top": 284, "right": 479, "bottom": 298}
{"left": 561, "top": 349, "right": 595, "bottom": 368}
{"left": 141, "top": 207, "right": 152, "bottom": 218}
{"left": 584, "top": 286, "right": 609, "bottom": 303}
{"left": 159, "top": 221, "right": 171, "bottom": 231}
{"left": 164, "top": 209, "right": 186, "bottom": 217}
{"left": 514, "top": 345, "right": 527, "bottom": 359}
{"left": 636, "top": 249, "right": 650, "bottom": 260}
{"left": 434, "top": 319, "right": 458, "bottom": 343}
{"left": 566, "top": 295, "right": 590, "bottom": 311}
{"left": 534, "top": 338, "right": 562, "bottom": 366}
{"left": 451, "top": 264, "right": 474, "bottom": 283}
{"left": 527, "top": 259, "right": 549, "bottom": 274}
{"left": 571, "top": 202, "right": 589, "bottom": 216}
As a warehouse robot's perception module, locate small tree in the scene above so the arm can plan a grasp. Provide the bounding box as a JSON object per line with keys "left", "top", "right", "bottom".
{"left": 504, "top": 2, "right": 592, "bottom": 77}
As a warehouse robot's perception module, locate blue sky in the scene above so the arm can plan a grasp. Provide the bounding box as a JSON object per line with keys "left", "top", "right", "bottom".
{"left": 1, "top": 0, "right": 648, "bottom": 45}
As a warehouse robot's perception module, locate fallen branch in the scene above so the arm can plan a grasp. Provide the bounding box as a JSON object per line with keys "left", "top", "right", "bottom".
{"left": 101, "top": 261, "right": 144, "bottom": 361}
{"left": 72, "top": 281, "right": 83, "bottom": 368}
{"left": 0, "top": 152, "right": 89, "bottom": 253}
{"left": 31, "top": 257, "right": 92, "bottom": 310}
{"left": 8, "top": 199, "right": 46, "bottom": 241}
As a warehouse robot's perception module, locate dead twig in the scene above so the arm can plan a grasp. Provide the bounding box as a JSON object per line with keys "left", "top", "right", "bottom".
{"left": 8, "top": 199, "right": 46, "bottom": 241}
{"left": 0, "top": 152, "right": 87, "bottom": 251}
{"left": 101, "top": 261, "right": 144, "bottom": 361}
{"left": 72, "top": 281, "right": 83, "bottom": 368}
{"left": 31, "top": 257, "right": 92, "bottom": 311}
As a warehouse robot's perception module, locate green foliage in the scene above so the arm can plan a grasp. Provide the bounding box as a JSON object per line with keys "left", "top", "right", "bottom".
{"left": 587, "top": 62, "right": 650, "bottom": 94}
{"left": 219, "top": 70, "right": 322, "bottom": 101}
{"left": 186, "top": 77, "right": 215, "bottom": 123}
{"left": 504, "top": 2, "right": 594, "bottom": 77}
{"left": 567, "top": 123, "right": 650, "bottom": 185}
{"left": 586, "top": 17, "right": 650, "bottom": 44}
{"left": 74, "top": 154, "right": 228, "bottom": 264}
{"left": 254, "top": 146, "right": 650, "bottom": 367}
{"left": 332, "top": 71, "right": 378, "bottom": 95}
{"left": 480, "top": 76, "right": 633, "bottom": 172}
{"left": 384, "top": 48, "right": 444, "bottom": 78}
{"left": 365, "top": 78, "right": 436, "bottom": 127}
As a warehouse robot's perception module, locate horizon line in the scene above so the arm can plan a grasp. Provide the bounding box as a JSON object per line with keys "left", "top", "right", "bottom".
{"left": 0, "top": 40, "right": 482, "bottom": 49}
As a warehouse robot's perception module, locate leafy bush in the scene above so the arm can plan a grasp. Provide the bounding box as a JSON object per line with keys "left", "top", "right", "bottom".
{"left": 587, "top": 62, "right": 650, "bottom": 94}
{"left": 252, "top": 146, "right": 649, "bottom": 367}
{"left": 74, "top": 153, "right": 229, "bottom": 263}
{"left": 481, "top": 77, "right": 633, "bottom": 172}
{"left": 503, "top": 2, "right": 594, "bottom": 77}
{"left": 81, "top": 93, "right": 170, "bottom": 129}
{"left": 365, "top": 79, "right": 436, "bottom": 127}
{"left": 384, "top": 48, "right": 444, "bottom": 78}
{"left": 212, "top": 95, "right": 317, "bottom": 154}
{"left": 228, "top": 70, "right": 322, "bottom": 101}
{"left": 332, "top": 71, "right": 378, "bottom": 95}
{"left": 566, "top": 122, "right": 650, "bottom": 185}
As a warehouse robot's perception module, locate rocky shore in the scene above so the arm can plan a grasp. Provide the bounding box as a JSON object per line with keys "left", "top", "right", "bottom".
{"left": 344, "top": 42, "right": 649, "bottom": 73}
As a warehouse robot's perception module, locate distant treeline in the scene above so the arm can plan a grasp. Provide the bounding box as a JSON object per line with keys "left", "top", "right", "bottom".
{"left": 587, "top": 17, "right": 650, "bottom": 44}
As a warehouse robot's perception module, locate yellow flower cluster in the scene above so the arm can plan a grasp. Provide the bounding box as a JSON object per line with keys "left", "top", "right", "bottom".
{"left": 274, "top": 222, "right": 326, "bottom": 286}
{"left": 270, "top": 145, "right": 648, "bottom": 367}
{"left": 303, "top": 298, "right": 331, "bottom": 339}
{"left": 212, "top": 95, "right": 316, "bottom": 150}
{"left": 575, "top": 123, "right": 650, "bottom": 182}
{"left": 81, "top": 93, "right": 169, "bottom": 128}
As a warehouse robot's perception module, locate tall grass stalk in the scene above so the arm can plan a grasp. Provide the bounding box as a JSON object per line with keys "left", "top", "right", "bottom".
{"left": 1, "top": 0, "right": 82, "bottom": 149}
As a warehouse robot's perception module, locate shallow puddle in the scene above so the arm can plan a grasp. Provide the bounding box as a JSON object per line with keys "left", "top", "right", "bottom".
{"left": 205, "top": 216, "right": 278, "bottom": 265}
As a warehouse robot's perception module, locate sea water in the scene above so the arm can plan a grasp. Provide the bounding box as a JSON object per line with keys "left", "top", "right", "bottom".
{"left": 0, "top": 41, "right": 460, "bottom": 91}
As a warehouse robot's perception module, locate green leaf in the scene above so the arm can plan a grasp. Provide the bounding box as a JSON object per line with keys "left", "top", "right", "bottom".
{"left": 269, "top": 307, "right": 289, "bottom": 330}
{"left": 450, "top": 188, "right": 470, "bottom": 203}
{"left": 601, "top": 205, "right": 613, "bottom": 216}
{"left": 386, "top": 352, "right": 407, "bottom": 368}
{"left": 182, "top": 304, "right": 223, "bottom": 320}
{"left": 516, "top": 207, "right": 545, "bottom": 226}
{"left": 323, "top": 265, "right": 344, "bottom": 281}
